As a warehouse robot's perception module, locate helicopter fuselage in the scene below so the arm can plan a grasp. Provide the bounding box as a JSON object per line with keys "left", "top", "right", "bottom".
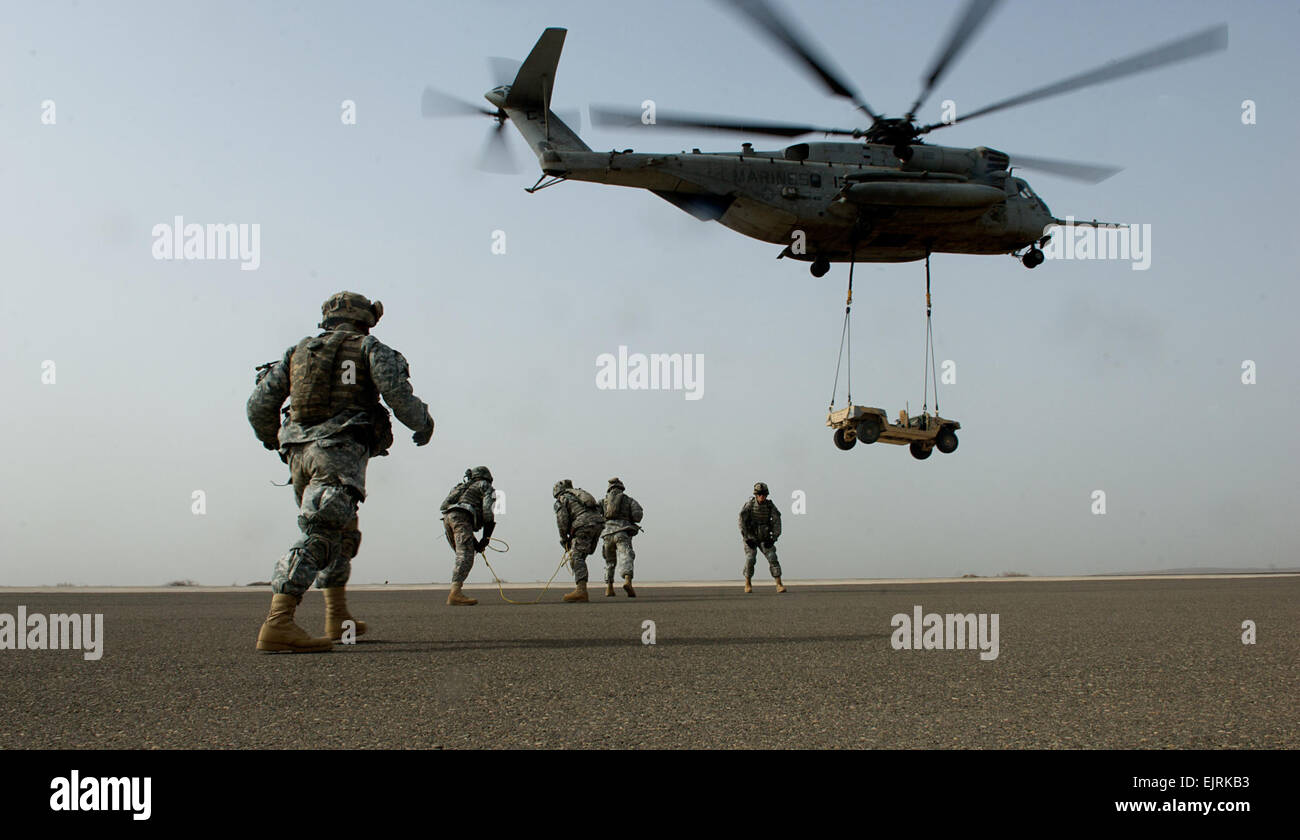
{"left": 533, "top": 137, "right": 1054, "bottom": 264}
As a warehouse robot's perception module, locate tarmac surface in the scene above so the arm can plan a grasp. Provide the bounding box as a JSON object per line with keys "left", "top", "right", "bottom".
{"left": 1, "top": 577, "right": 1296, "bottom": 749}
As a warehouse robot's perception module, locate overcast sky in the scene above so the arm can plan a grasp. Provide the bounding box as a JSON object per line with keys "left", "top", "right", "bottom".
{"left": 3, "top": 0, "right": 1297, "bottom": 586}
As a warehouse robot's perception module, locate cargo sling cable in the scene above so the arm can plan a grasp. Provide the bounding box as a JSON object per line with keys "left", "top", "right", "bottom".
{"left": 475, "top": 538, "right": 570, "bottom": 605}
{"left": 920, "top": 253, "right": 940, "bottom": 417}
{"left": 828, "top": 243, "right": 858, "bottom": 412}
{"left": 829, "top": 249, "right": 943, "bottom": 417}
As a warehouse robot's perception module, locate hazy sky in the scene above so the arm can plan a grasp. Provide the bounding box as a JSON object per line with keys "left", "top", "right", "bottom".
{"left": 3, "top": 0, "right": 1297, "bottom": 585}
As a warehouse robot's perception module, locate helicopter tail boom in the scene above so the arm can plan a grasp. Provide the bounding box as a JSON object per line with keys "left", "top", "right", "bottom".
{"left": 499, "top": 28, "right": 591, "bottom": 170}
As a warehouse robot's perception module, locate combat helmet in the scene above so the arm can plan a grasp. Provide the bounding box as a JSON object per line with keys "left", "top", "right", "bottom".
{"left": 552, "top": 479, "right": 573, "bottom": 498}
{"left": 320, "top": 291, "right": 383, "bottom": 329}
{"left": 753, "top": 482, "right": 770, "bottom": 496}
{"left": 468, "top": 466, "right": 493, "bottom": 483}
{"left": 608, "top": 477, "right": 625, "bottom": 490}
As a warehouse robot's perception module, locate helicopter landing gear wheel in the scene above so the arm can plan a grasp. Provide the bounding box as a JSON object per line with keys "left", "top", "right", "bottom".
{"left": 833, "top": 428, "right": 857, "bottom": 450}
{"left": 909, "top": 441, "right": 933, "bottom": 460}
{"left": 811, "top": 257, "right": 830, "bottom": 278}
{"left": 935, "top": 427, "right": 959, "bottom": 454}
{"left": 1021, "top": 247, "right": 1044, "bottom": 269}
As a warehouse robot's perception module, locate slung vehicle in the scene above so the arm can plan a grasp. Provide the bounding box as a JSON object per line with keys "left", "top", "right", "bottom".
{"left": 827, "top": 405, "right": 960, "bottom": 460}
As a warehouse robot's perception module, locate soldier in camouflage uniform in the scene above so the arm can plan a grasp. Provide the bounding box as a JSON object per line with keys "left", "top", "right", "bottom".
{"left": 600, "top": 477, "right": 643, "bottom": 597}
{"left": 739, "top": 482, "right": 787, "bottom": 594}
{"left": 553, "top": 480, "right": 605, "bottom": 603}
{"left": 440, "top": 466, "right": 497, "bottom": 606}
{"left": 247, "top": 291, "right": 435, "bottom": 652}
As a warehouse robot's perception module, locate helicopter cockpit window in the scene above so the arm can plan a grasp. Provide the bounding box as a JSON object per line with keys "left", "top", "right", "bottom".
{"left": 1017, "top": 183, "right": 1036, "bottom": 200}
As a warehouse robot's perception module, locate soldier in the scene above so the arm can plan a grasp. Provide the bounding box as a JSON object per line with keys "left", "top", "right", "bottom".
{"left": 440, "top": 466, "right": 497, "bottom": 606}
{"left": 553, "top": 480, "right": 605, "bottom": 603}
{"left": 739, "top": 482, "right": 787, "bottom": 594}
{"left": 600, "top": 477, "right": 643, "bottom": 597}
{"left": 247, "top": 291, "right": 435, "bottom": 652}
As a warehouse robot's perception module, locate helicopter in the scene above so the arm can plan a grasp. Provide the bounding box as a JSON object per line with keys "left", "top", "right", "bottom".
{"left": 423, "top": 0, "right": 1227, "bottom": 276}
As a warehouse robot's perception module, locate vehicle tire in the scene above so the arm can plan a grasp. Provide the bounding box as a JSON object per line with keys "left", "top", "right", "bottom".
{"left": 833, "top": 428, "right": 857, "bottom": 450}
{"left": 935, "top": 427, "right": 959, "bottom": 454}
{"left": 909, "top": 441, "right": 933, "bottom": 460}
{"left": 811, "top": 258, "right": 830, "bottom": 278}
{"left": 856, "top": 416, "right": 883, "bottom": 444}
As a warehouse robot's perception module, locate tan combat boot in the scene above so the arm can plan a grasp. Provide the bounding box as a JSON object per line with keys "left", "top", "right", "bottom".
{"left": 743, "top": 577, "right": 753, "bottom": 594}
{"left": 775, "top": 577, "right": 787, "bottom": 593}
{"left": 256, "top": 594, "right": 334, "bottom": 653}
{"left": 605, "top": 582, "right": 616, "bottom": 597}
{"left": 562, "top": 582, "right": 589, "bottom": 602}
{"left": 447, "top": 583, "right": 478, "bottom": 606}
{"left": 322, "top": 586, "right": 368, "bottom": 640}
{"left": 622, "top": 575, "right": 637, "bottom": 598}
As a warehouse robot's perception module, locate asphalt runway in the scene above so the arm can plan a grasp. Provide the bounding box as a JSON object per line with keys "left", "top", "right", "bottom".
{"left": 1, "top": 578, "right": 1296, "bottom": 749}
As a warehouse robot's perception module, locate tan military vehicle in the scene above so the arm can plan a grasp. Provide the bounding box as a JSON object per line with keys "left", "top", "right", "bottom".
{"left": 827, "top": 405, "right": 960, "bottom": 460}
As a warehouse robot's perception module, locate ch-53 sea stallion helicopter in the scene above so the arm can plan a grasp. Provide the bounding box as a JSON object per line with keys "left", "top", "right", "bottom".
{"left": 423, "top": 0, "right": 1225, "bottom": 275}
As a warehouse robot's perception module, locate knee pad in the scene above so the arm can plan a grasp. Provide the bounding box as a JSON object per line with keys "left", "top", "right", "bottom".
{"left": 301, "top": 484, "right": 360, "bottom": 531}
{"left": 340, "top": 526, "right": 362, "bottom": 560}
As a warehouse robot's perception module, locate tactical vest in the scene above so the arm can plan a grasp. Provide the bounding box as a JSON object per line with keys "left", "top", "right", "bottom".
{"left": 747, "top": 499, "right": 774, "bottom": 532}
{"left": 447, "top": 480, "right": 489, "bottom": 529}
{"left": 289, "top": 331, "right": 391, "bottom": 453}
{"left": 605, "top": 491, "right": 642, "bottom": 523}
{"left": 562, "top": 490, "right": 603, "bottom": 528}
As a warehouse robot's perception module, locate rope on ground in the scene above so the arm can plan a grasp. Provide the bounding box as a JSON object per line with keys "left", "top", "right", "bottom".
{"left": 477, "top": 538, "right": 569, "bottom": 605}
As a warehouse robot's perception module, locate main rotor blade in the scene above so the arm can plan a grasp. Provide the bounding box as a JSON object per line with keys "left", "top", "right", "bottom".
{"left": 477, "top": 124, "right": 518, "bottom": 174}
{"left": 718, "top": 0, "right": 878, "bottom": 120}
{"left": 1008, "top": 153, "right": 1123, "bottom": 184}
{"left": 920, "top": 24, "right": 1228, "bottom": 133}
{"left": 421, "top": 86, "right": 495, "bottom": 119}
{"left": 591, "top": 105, "right": 858, "bottom": 138}
{"left": 905, "top": 0, "right": 1002, "bottom": 121}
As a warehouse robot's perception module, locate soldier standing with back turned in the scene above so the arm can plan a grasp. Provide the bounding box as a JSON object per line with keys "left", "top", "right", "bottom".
{"left": 553, "top": 479, "right": 605, "bottom": 603}
{"left": 739, "top": 482, "right": 787, "bottom": 594}
{"left": 601, "top": 477, "right": 643, "bottom": 597}
{"left": 247, "top": 291, "right": 435, "bottom": 652}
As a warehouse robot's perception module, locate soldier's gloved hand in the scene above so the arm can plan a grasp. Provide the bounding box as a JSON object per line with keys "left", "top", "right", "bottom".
{"left": 475, "top": 537, "right": 490, "bottom": 553}
{"left": 412, "top": 419, "right": 434, "bottom": 447}
{"left": 745, "top": 538, "right": 759, "bottom": 549}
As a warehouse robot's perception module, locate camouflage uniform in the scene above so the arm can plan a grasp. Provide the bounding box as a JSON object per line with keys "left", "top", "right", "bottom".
{"left": 248, "top": 318, "right": 433, "bottom": 599}
{"left": 739, "top": 495, "right": 783, "bottom": 580}
{"left": 554, "top": 482, "right": 604, "bottom": 584}
{"left": 440, "top": 470, "right": 496, "bottom": 584}
{"left": 600, "top": 480, "right": 643, "bottom": 583}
